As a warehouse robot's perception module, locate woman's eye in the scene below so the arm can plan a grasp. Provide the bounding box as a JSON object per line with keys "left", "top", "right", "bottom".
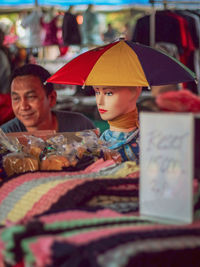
{"left": 95, "top": 91, "right": 100, "bottom": 95}
{"left": 105, "top": 91, "right": 113, "bottom": 96}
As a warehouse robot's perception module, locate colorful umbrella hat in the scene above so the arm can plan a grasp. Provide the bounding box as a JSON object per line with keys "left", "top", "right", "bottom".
{"left": 47, "top": 40, "right": 196, "bottom": 87}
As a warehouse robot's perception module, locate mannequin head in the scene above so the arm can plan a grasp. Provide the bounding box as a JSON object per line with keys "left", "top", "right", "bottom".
{"left": 93, "top": 86, "right": 142, "bottom": 131}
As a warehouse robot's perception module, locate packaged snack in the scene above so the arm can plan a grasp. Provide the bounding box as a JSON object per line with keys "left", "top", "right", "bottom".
{"left": 0, "top": 129, "right": 122, "bottom": 176}
{"left": 0, "top": 129, "right": 22, "bottom": 152}
{"left": 40, "top": 154, "right": 70, "bottom": 171}
{"left": 24, "top": 135, "right": 46, "bottom": 160}
{"left": 3, "top": 152, "right": 39, "bottom": 177}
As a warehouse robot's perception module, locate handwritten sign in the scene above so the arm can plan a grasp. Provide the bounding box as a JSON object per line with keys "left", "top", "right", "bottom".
{"left": 140, "top": 112, "right": 194, "bottom": 224}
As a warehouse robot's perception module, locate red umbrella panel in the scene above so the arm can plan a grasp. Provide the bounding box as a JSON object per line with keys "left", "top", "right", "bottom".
{"left": 47, "top": 40, "right": 196, "bottom": 87}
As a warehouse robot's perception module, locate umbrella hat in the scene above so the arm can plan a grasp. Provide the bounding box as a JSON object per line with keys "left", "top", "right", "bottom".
{"left": 47, "top": 40, "right": 196, "bottom": 87}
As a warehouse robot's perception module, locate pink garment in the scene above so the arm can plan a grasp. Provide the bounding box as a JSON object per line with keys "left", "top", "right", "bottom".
{"left": 3, "top": 34, "right": 18, "bottom": 46}
{"left": 41, "top": 17, "right": 59, "bottom": 46}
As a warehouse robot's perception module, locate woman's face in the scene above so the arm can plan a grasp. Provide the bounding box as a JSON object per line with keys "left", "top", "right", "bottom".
{"left": 93, "top": 86, "right": 141, "bottom": 121}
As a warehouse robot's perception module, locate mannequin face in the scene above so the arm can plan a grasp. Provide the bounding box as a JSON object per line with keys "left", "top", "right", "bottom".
{"left": 93, "top": 86, "right": 142, "bottom": 121}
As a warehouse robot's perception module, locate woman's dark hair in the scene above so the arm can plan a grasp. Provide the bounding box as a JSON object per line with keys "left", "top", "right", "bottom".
{"left": 10, "top": 64, "right": 54, "bottom": 96}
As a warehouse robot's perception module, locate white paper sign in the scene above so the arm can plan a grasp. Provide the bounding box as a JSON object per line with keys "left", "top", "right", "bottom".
{"left": 140, "top": 112, "right": 194, "bottom": 224}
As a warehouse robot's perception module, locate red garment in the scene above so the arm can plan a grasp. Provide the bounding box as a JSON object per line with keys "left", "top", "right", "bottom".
{"left": 167, "top": 11, "right": 195, "bottom": 51}
{"left": 156, "top": 89, "right": 200, "bottom": 112}
{"left": 12, "top": 262, "right": 24, "bottom": 267}
{"left": 167, "top": 11, "right": 195, "bottom": 89}
{"left": 59, "top": 46, "right": 69, "bottom": 56}
{"left": 0, "top": 94, "right": 14, "bottom": 125}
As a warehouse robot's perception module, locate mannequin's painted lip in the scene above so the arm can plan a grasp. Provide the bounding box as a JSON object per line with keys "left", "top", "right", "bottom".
{"left": 99, "top": 109, "right": 107, "bottom": 114}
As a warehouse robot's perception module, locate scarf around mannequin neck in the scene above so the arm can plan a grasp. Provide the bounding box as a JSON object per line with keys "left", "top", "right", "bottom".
{"left": 108, "top": 108, "right": 139, "bottom": 129}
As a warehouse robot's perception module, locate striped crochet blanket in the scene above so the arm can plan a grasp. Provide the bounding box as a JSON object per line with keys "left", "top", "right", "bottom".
{"left": 0, "top": 159, "right": 200, "bottom": 267}
{"left": 0, "top": 159, "right": 139, "bottom": 226}
{"left": 1, "top": 209, "right": 200, "bottom": 267}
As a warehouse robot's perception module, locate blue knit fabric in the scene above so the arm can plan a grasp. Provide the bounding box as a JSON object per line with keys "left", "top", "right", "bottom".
{"left": 100, "top": 128, "right": 140, "bottom": 163}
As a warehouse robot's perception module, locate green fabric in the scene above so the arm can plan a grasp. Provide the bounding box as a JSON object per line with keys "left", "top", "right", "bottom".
{"left": 92, "top": 120, "right": 109, "bottom": 134}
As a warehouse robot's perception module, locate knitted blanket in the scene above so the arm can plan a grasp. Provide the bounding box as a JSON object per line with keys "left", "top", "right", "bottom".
{"left": 0, "top": 159, "right": 139, "bottom": 226}
{"left": 0, "top": 159, "right": 200, "bottom": 267}
{"left": 1, "top": 209, "right": 200, "bottom": 267}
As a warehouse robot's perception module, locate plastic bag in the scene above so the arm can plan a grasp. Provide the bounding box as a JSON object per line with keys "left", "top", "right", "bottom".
{"left": 24, "top": 135, "right": 46, "bottom": 160}
{"left": 39, "top": 130, "right": 122, "bottom": 171}
{"left": 0, "top": 129, "right": 24, "bottom": 178}
{"left": 1, "top": 129, "right": 122, "bottom": 175}
{"left": 3, "top": 152, "right": 39, "bottom": 177}
{"left": 0, "top": 128, "right": 22, "bottom": 152}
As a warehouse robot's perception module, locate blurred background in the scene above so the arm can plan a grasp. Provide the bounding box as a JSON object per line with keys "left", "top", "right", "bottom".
{"left": 1, "top": 0, "right": 200, "bottom": 132}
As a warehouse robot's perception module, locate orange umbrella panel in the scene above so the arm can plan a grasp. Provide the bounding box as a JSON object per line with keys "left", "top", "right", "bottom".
{"left": 85, "top": 41, "right": 149, "bottom": 87}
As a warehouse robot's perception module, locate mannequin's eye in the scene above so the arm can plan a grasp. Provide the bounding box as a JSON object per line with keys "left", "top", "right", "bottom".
{"left": 105, "top": 91, "right": 113, "bottom": 96}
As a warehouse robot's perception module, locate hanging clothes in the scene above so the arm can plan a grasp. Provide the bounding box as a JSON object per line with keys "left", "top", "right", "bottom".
{"left": 81, "top": 5, "right": 102, "bottom": 46}
{"left": 41, "top": 16, "right": 59, "bottom": 46}
{"left": 21, "top": 9, "right": 42, "bottom": 48}
{"left": 132, "top": 9, "right": 200, "bottom": 94}
{"left": 132, "top": 11, "right": 184, "bottom": 54}
{"left": 62, "top": 11, "right": 81, "bottom": 45}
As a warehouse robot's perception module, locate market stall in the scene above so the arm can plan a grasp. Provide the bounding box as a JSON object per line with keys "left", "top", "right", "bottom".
{"left": 0, "top": 126, "right": 199, "bottom": 267}
{"left": 1, "top": 3, "right": 200, "bottom": 263}
{"left": 0, "top": 38, "right": 200, "bottom": 266}
{"left": 0, "top": 135, "right": 200, "bottom": 267}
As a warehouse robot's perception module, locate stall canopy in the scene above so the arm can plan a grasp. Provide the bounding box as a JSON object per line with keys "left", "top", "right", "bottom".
{"left": 1, "top": 0, "right": 200, "bottom": 8}
{"left": 0, "top": 0, "right": 151, "bottom": 8}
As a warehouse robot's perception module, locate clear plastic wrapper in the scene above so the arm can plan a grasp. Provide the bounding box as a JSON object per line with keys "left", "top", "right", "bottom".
{"left": 39, "top": 130, "right": 104, "bottom": 171}
{"left": 1, "top": 129, "right": 122, "bottom": 176}
{"left": 24, "top": 135, "right": 46, "bottom": 160}
{"left": 0, "top": 129, "right": 22, "bottom": 152}
{"left": 0, "top": 129, "right": 24, "bottom": 178}
{"left": 3, "top": 152, "right": 39, "bottom": 177}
